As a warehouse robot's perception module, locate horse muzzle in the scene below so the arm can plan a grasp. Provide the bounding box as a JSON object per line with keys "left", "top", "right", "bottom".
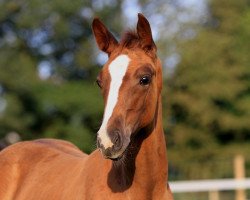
{"left": 97, "top": 129, "right": 130, "bottom": 160}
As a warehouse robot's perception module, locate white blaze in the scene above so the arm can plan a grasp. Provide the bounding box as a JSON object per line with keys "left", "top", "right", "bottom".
{"left": 98, "top": 55, "right": 130, "bottom": 148}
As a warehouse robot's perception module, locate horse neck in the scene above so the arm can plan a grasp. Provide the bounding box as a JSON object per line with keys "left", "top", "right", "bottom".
{"left": 136, "top": 96, "right": 168, "bottom": 183}
{"left": 107, "top": 95, "right": 168, "bottom": 193}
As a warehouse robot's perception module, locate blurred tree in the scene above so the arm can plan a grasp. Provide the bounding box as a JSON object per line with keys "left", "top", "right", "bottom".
{"left": 0, "top": 0, "right": 205, "bottom": 154}
{"left": 0, "top": 0, "right": 122, "bottom": 152}
{"left": 166, "top": 0, "right": 250, "bottom": 179}
{"left": 123, "top": 0, "right": 208, "bottom": 77}
{"left": 1, "top": 0, "right": 249, "bottom": 182}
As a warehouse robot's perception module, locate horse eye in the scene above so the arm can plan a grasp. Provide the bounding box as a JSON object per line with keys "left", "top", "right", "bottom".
{"left": 140, "top": 75, "right": 151, "bottom": 86}
{"left": 96, "top": 79, "right": 102, "bottom": 88}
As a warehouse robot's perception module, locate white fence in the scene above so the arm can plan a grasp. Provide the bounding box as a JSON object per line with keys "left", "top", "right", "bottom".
{"left": 169, "top": 155, "right": 249, "bottom": 200}
{"left": 169, "top": 179, "right": 250, "bottom": 200}
{"left": 170, "top": 178, "right": 250, "bottom": 193}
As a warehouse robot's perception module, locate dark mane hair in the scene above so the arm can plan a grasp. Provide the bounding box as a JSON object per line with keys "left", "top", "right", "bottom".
{"left": 119, "top": 30, "right": 157, "bottom": 59}
{"left": 120, "top": 30, "right": 141, "bottom": 49}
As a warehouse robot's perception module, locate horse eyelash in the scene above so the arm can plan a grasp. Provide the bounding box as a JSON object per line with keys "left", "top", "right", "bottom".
{"left": 96, "top": 79, "right": 102, "bottom": 88}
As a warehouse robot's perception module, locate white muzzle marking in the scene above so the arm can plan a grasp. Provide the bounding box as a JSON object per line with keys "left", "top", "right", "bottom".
{"left": 98, "top": 55, "right": 130, "bottom": 149}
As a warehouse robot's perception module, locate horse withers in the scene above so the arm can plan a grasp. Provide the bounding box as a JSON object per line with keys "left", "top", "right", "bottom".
{"left": 0, "top": 14, "right": 173, "bottom": 200}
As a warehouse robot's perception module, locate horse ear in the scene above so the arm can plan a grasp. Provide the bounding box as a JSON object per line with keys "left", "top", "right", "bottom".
{"left": 137, "top": 13, "right": 156, "bottom": 54}
{"left": 92, "top": 18, "right": 118, "bottom": 55}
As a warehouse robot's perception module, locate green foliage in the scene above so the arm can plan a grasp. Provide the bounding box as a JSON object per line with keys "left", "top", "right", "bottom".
{"left": 1, "top": 0, "right": 250, "bottom": 182}
{"left": 32, "top": 81, "right": 104, "bottom": 153}
{"left": 0, "top": 0, "right": 121, "bottom": 153}
{"left": 166, "top": 0, "right": 250, "bottom": 179}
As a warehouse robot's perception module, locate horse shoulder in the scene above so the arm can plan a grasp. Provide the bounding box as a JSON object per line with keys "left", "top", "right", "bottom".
{"left": 0, "top": 141, "right": 31, "bottom": 200}
{"left": 33, "top": 138, "right": 87, "bottom": 158}
{"left": 0, "top": 139, "right": 88, "bottom": 200}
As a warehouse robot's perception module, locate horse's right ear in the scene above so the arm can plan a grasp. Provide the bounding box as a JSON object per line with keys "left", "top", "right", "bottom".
{"left": 92, "top": 18, "right": 118, "bottom": 55}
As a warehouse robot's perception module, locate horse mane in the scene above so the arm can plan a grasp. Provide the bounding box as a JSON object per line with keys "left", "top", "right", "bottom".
{"left": 120, "top": 30, "right": 157, "bottom": 60}
{"left": 120, "top": 30, "right": 141, "bottom": 49}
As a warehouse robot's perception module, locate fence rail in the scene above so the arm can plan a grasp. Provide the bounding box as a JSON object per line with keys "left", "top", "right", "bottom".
{"left": 170, "top": 178, "right": 250, "bottom": 193}
{"left": 169, "top": 155, "right": 249, "bottom": 200}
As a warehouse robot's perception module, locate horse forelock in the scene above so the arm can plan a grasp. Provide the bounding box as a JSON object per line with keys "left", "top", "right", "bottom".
{"left": 120, "top": 31, "right": 141, "bottom": 49}
{"left": 118, "top": 30, "right": 157, "bottom": 62}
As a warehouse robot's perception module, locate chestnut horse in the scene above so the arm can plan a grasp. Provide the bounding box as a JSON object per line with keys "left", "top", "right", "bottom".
{"left": 0, "top": 14, "right": 173, "bottom": 200}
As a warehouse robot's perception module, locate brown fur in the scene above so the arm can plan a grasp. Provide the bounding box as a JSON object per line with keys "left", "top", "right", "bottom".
{"left": 0, "top": 14, "right": 173, "bottom": 200}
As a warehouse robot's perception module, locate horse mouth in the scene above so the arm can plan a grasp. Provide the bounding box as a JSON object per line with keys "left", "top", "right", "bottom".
{"left": 110, "top": 157, "right": 120, "bottom": 161}
{"left": 100, "top": 146, "right": 127, "bottom": 161}
{"left": 103, "top": 149, "right": 125, "bottom": 161}
{"left": 110, "top": 153, "right": 124, "bottom": 161}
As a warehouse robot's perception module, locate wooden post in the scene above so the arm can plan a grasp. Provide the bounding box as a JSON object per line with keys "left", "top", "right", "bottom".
{"left": 208, "top": 190, "right": 219, "bottom": 200}
{"left": 234, "top": 154, "right": 246, "bottom": 200}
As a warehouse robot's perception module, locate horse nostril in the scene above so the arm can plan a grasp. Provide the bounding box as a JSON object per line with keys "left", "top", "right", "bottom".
{"left": 112, "top": 131, "right": 122, "bottom": 151}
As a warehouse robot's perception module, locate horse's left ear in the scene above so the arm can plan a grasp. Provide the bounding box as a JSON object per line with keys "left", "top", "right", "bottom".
{"left": 137, "top": 13, "right": 157, "bottom": 54}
